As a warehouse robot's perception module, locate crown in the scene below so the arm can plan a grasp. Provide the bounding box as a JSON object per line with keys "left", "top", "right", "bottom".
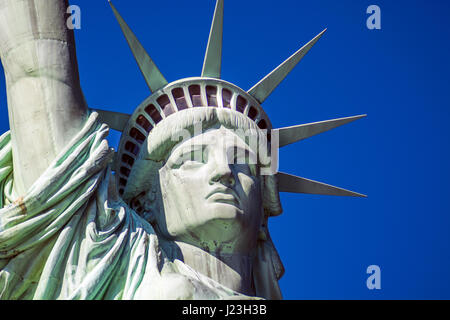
{"left": 96, "top": 0, "right": 366, "bottom": 201}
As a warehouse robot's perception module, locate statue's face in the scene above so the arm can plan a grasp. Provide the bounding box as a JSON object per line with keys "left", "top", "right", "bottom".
{"left": 155, "top": 126, "right": 263, "bottom": 254}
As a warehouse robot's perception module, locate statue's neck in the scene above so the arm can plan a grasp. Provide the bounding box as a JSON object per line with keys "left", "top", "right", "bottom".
{"left": 163, "top": 239, "right": 255, "bottom": 296}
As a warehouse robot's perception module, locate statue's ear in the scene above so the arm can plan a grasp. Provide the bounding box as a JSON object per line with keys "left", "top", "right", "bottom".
{"left": 262, "top": 174, "right": 283, "bottom": 217}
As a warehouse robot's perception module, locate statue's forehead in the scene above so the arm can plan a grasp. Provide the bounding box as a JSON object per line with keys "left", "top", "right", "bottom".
{"left": 171, "top": 126, "right": 251, "bottom": 153}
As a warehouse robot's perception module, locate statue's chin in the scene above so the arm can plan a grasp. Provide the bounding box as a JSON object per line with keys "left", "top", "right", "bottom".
{"left": 171, "top": 216, "right": 252, "bottom": 254}
{"left": 203, "top": 206, "right": 251, "bottom": 236}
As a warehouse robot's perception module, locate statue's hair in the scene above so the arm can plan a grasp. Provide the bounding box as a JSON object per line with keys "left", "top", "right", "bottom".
{"left": 127, "top": 107, "right": 284, "bottom": 299}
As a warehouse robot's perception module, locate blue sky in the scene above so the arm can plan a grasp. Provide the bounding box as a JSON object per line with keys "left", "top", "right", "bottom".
{"left": 1, "top": 0, "right": 450, "bottom": 299}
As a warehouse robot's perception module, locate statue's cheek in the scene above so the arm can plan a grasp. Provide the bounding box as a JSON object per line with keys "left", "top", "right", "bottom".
{"left": 236, "top": 172, "right": 260, "bottom": 197}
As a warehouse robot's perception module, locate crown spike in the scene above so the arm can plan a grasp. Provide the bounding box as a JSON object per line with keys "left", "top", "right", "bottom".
{"left": 276, "top": 114, "right": 366, "bottom": 148}
{"left": 201, "top": 0, "right": 224, "bottom": 78}
{"left": 109, "top": 1, "right": 168, "bottom": 92}
{"left": 94, "top": 108, "right": 131, "bottom": 132}
{"left": 248, "top": 29, "right": 327, "bottom": 104}
{"left": 276, "top": 172, "right": 366, "bottom": 197}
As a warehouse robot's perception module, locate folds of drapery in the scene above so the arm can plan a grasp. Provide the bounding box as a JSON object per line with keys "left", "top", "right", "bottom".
{"left": 0, "top": 113, "right": 162, "bottom": 299}
{"left": 0, "top": 112, "right": 254, "bottom": 300}
{"left": 0, "top": 131, "right": 12, "bottom": 209}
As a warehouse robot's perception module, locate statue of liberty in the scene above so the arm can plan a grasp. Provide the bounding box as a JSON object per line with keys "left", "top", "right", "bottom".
{"left": 0, "top": 0, "right": 365, "bottom": 299}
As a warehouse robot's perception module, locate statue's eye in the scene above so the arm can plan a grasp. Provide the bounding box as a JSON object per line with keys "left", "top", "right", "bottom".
{"left": 189, "top": 149, "right": 206, "bottom": 163}
{"left": 170, "top": 147, "right": 207, "bottom": 169}
{"left": 231, "top": 147, "right": 258, "bottom": 177}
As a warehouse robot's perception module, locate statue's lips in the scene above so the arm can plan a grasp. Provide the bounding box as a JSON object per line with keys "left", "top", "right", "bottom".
{"left": 205, "top": 188, "right": 240, "bottom": 207}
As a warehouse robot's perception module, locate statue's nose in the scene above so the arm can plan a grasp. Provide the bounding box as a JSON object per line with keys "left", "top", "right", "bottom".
{"left": 209, "top": 156, "right": 235, "bottom": 186}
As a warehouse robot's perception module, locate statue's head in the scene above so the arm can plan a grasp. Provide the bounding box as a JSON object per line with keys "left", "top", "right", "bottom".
{"left": 126, "top": 106, "right": 279, "bottom": 252}
{"left": 152, "top": 117, "right": 265, "bottom": 255}
{"left": 114, "top": 78, "right": 285, "bottom": 299}
{"left": 104, "top": 0, "right": 366, "bottom": 300}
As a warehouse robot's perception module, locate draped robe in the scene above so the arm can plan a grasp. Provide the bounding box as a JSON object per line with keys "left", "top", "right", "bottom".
{"left": 0, "top": 113, "right": 254, "bottom": 300}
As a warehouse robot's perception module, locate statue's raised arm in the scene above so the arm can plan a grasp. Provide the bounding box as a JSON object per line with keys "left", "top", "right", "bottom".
{"left": 0, "top": 0, "right": 87, "bottom": 194}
